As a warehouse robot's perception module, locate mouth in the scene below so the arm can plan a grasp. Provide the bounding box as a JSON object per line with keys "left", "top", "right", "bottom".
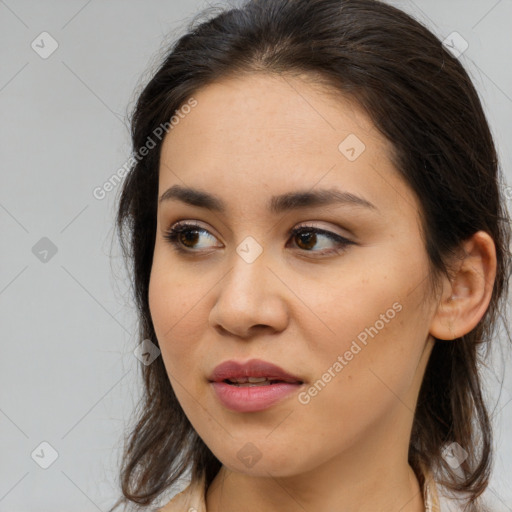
{"left": 208, "top": 358, "right": 304, "bottom": 385}
{"left": 208, "top": 359, "right": 305, "bottom": 412}
{"left": 221, "top": 376, "right": 304, "bottom": 387}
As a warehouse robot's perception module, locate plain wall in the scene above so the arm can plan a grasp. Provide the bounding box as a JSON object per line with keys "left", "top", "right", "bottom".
{"left": 1, "top": 0, "right": 511, "bottom": 510}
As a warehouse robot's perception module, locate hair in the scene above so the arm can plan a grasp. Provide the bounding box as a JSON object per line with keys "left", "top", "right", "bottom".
{"left": 109, "top": 0, "right": 512, "bottom": 510}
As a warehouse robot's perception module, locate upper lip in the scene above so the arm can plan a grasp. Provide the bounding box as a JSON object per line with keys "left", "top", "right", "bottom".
{"left": 208, "top": 358, "right": 304, "bottom": 383}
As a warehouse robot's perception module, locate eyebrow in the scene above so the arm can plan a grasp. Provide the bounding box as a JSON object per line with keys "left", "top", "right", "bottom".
{"left": 158, "top": 184, "right": 377, "bottom": 214}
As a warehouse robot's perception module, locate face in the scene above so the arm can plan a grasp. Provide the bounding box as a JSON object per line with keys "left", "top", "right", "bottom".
{"left": 148, "top": 73, "right": 438, "bottom": 478}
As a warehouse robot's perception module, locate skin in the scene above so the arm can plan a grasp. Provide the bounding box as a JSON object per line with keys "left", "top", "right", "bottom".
{"left": 149, "top": 73, "right": 496, "bottom": 512}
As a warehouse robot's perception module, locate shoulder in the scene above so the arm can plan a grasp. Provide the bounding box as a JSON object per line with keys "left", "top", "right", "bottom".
{"left": 156, "top": 476, "right": 207, "bottom": 512}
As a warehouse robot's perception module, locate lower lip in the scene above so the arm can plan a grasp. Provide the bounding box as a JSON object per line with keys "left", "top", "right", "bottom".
{"left": 210, "top": 381, "right": 302, "bottom": 412}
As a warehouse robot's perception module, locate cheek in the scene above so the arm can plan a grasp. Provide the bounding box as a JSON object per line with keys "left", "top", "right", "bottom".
{"left": 148, "top": 260, "right": 207, "bottom": 380}
{"left": 148, "top": 275, "right": 209, "bottom": 420}
{"left": 298, "top": 257, "right": 430, "bottom": 417}
{"left": 278, "top": 306, "right": 426, "bottom": 473}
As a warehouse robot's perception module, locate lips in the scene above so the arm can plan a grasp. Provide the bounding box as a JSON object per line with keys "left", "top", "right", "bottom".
{"left": 208, "top": 358, "right": 304, "bottom": 384}
{"left": 209, "top": 358, "right": 305, "bottom": 412}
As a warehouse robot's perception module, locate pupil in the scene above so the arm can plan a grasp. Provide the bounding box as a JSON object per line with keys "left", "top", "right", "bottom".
{"left": 297, "top": 232, "right": 315, "bottom": 250}
{"left": 181, "top": 230, "right": 199, "bottom": 247}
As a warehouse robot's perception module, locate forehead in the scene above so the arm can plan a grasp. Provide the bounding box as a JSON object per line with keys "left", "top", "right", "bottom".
{"left": 162, "top": 73, "right": 380, "bottom": 161}
{"left": 158, "top": 73, "right": 417, "bottom": 222}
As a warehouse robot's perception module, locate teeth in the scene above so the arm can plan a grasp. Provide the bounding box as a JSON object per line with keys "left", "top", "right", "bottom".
{"left": 233, "top": 381, "right": 272, "bottom": 387}
{"left": 227, "top": 377, "right": 274, "bottom": 386}
{"left": 248, "top": 377, "right": 270, "bottom": 383}
{"left": 228, "top": 377, "right": 271, "bottom": 383}
{"left": 230, "top": 381, "right": 272, "bottom": 387}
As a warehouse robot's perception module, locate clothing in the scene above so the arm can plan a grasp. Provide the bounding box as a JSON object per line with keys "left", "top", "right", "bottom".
{"left": 156, "top": 466, "right": 464, "bottom": 512}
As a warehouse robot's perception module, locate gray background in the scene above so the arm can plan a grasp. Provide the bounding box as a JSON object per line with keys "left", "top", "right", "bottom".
{"left": 1, "top": 0, "right": 511, "bottom": 510}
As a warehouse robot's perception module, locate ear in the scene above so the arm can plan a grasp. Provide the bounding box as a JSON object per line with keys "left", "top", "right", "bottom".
{"left": 429, "top": 231, "right": 497, "bottom": 341}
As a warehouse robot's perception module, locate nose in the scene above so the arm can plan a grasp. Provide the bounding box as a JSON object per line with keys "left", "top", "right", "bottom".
{"left": 208, "top": 248, "right": 289, "bottom": 339}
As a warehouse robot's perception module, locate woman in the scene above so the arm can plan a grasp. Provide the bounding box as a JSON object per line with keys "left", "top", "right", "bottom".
{"left": 110, "top": 0, "right": 511, "bottom": 510}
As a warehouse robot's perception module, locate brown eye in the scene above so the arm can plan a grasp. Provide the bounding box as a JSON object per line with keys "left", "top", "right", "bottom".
{"left": 294, "top": 230, "right": 317, "bottom": 250}
{"left": 288, "top": 226, "right": 355, "bottom": 256}
{"left": 164, "top": 222, "right": 220, "bottom": 253}
{"left": 178, "top": 229, "right": 200, "bottom": 248}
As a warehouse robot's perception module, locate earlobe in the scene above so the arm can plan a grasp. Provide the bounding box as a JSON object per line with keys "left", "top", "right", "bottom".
{"left": 429, "top": 231, "right": 497, "bottom": 341}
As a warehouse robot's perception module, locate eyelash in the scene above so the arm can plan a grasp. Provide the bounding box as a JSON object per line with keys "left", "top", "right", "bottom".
{"left": 163, "top": 221, "right": 355, "bottom": 257}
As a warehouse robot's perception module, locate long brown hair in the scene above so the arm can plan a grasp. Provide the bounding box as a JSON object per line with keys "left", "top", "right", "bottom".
{"left": 110, "top": 0, "right": 512, "bottom": 510}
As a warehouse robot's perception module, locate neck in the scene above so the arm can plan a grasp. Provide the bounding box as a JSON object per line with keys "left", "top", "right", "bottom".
{"left": 206, "top": 442, "right": 425, "bottom": 512}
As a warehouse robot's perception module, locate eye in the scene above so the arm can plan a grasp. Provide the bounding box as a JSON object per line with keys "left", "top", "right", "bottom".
{"left": 288, "top": 225, "right": 354, "bottom": 256}
{"left": 163, "top": 221, "right": 220, "bottom": 254}
{"left": 163, "top": 221, "right": 355, "bottom": 257}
